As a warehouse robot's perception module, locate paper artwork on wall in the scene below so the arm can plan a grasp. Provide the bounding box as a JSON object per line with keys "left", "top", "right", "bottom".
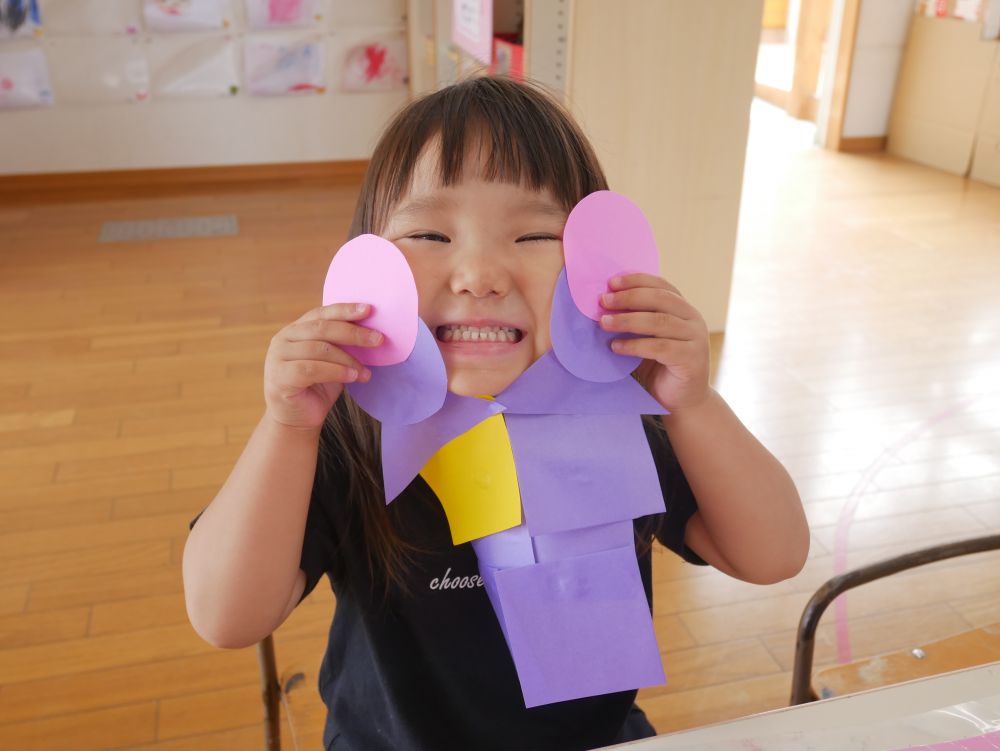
{"left": 36, "top": 0, "right": 143, "bottom": 35}
{"left": 45, "top": 36, "right": 149, "bottom": 103}
{"left": 451, "top": 0, "right": 492, "bottom": 65}
{"left": 0, "top": 0, "right": 41, "bottom": 39}
{"left": 0, "top": 45, "right": 53, "bottom": 108}
{"left": 341, "top": 35, "right": 407, "bottom": 92}
{"left": 244, "top": 36, "right": 324, "bottom": 95}
{"left": 143, "top": 0, "right": 230, "bottom": 32}
{"left": 148, "top": 34, "right": 239, "bottom": 98}
{"left": 244, "top": 0, "right": 321, "bottom": 29}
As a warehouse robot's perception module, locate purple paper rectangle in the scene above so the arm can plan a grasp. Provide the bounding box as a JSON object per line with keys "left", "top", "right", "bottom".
{"left": 471, "top": 523, "right": 535, "bottom": 568}
{"left": 531, "top": 520, "right": 634, "bottom": 563}
{"left": 504, "top": 413, "right": 665, "bottom": 536}
{"left": 493, "top": 545, "right": 665, "bottom": 707}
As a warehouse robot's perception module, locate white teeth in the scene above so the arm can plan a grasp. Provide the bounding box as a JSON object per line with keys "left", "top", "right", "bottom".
{"left": 439, "top": 324, "right": 521, "bottom": 343}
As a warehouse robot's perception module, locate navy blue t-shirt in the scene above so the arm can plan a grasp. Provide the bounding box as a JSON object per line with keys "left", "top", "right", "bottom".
{"left": 298, "top": 415, "right": 706, "bottom": 751}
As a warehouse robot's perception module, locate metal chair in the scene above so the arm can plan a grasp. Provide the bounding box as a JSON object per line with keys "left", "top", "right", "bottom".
{"left": 789, "top": 532, "right": 1000, "bottom": 705}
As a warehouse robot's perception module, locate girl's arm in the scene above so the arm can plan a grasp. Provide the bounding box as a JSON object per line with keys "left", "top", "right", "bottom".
{"left": 182, "top": 302, "right": 381, "bottom": 649}
{"left": 660, "top": 390, "right": 809, "bottom": 584}
{"left": 601, "top": 273, "right": 809, "bottom": 584}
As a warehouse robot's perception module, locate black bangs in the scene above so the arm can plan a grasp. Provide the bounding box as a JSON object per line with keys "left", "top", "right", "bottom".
{"left": 350, "top": 76, "right": 609, "bottom": 238}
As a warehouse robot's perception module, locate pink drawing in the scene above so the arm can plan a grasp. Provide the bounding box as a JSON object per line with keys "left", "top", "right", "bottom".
{"left": 269, "top": 0, "right": 302, "bottom": 23}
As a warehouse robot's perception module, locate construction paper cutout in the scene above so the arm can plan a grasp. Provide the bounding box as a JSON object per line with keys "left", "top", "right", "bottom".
{"left": 495, "top": 350, "right": 666, "bottom": 416}
{"left": 419, "top": 413, "right": 522, "bottom": 544}
{"left": 323, "top": 234, "right": 418, "bottom": 366}
{"left": 550, "top": 270, "right": 642, "bottom": 383}
{"left": 531, "top": 520, "right": 633, "bottom": 563}
{"left": 494, "top": 545, "right": 665, "bottom": 707}
{"left": 380, "top": 393, "right": 501, "bottom": 502}
{"left": 504, "top": 413, "right": 665, "bottom": 536}
{"left": 471, "top": 523, "right": 534, "bottom": 569}
{"left": 346, "top": 320, "right": 446, "bottom": 427}
{"left": 563, "top": 190, "right": 660, "bottom": 321}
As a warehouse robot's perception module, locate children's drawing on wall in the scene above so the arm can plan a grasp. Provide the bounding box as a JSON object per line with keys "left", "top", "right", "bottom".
{"left": 0, "top": 45, "right": 52, "bottom": 108}
{"left": 244, "top": 36, "right": 324, "bottom": 95}
{"left": 36, "top": 0, "right": 142, "bottom": 36}
{"left": 148, "top": 35, "right": 239, "bottom": 98}
{"left": 0, "top": 0, "right": 40, "bottom": 39}
{"left": 244, "top": 0, "right": 321, "bottom": 29}
{"left": 341, "top": 37, "right": 407, "bottom": 93}
{"left": 143, "top": 0, "right": 229, "bottom": 32}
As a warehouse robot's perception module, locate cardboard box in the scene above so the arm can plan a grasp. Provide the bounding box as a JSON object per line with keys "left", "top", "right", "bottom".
{"left": 888, "top": 15, "right": 998, "bottom": 175}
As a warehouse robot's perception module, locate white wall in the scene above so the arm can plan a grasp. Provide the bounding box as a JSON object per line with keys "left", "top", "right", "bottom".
{"left": 841, "top": 0, "right": 914, "bottom": 137}
{"left": 0, "top": 0, "right": 407, "bottom": 175}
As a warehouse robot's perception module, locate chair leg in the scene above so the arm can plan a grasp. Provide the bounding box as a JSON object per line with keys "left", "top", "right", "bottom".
{"left": 257, "top": 635, "right": 282, "bottom": 751}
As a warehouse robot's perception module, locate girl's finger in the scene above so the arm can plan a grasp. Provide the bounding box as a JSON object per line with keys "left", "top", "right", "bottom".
{"left": 601, "top": 286, "right": 693, "bottom": 319}
{"left": 600, "top": 310, "right": 696, "bottom": 340}
{"left": 282, "top": 319, "right": 384, "bottom": 348}
{"left": 608, "top": 273, "right": 683, "bottom": 297}
{"left": 296, "top": 302, "right": 373, "bottom": 324}
{"left": 610, "top": 335, "right": 689, "bottom": 361}
{"left": 275, "top": 339, "right": 367, "bottom": 373}
{"left": 277, "top": 359, "right": 368, "bottom": 393}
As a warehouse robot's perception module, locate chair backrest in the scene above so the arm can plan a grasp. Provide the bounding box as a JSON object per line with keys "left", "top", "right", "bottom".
{"left": 789, "top": 533, "right": 1000, "bottom": 705}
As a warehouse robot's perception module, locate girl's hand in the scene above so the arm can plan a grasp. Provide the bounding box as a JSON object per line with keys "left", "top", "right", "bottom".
{"left": 263, "top": 303, "right": 383, "bottom": 430}
{"left": 599, "top": 274, "right": 711, "bottom": 411}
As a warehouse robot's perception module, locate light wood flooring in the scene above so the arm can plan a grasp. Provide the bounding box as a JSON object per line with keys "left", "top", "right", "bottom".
{"left": 1, "top": 103, "right": 999, "bottom": 748}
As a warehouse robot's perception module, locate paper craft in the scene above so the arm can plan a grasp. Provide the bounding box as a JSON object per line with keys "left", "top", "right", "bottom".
{"left": 244, "top": 0, "right": 320, "bottom": 28}
{"left": 0, "top": 46, "right": 53, "bottom": 109}
{"left": 323, "top": 234, "right": 418, "bottom": 366}
{"left": 38, "top": 0, "right": 142, "bottom": 35}
{"left": 492, "top": 546, "right": 665, "bottom": 708}
{"left": 44, "top": 36, "right": 149, "bottom": 104}
{"left": 341, "top": 37, "right": 408, "bottom": 93}
{"left": 563, "top": 190, "right": 660, "bottom": 321}
{"left": 244, "top": 36, "right": 324, "bottom": 95}
{"left": 147, "top": 35, "right": 239, "bottom": 98}
{"left": 0, "top": 0, "right": 40, "bottom": 39}
{"left": 143, "top": 0, "right": 228, "bottom": 32}
{"left": 321, "top": 190, "right": 670, "bottom": 706}
{"left": 419, "top": 412, "right": 522, "bottom": 545}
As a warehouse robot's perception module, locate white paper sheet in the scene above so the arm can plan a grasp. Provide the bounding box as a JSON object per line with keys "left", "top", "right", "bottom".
{"left": 0, "top": 0, "right": 41, "bottom": 39}
{"left": 45, "top": 36, "right": 149, "bottom": 104}
{"left": 36, "top": 0, "right": 143, "bottom": 35}
{"left": 0, "top": 45, "right": 53, "bottom": 108}
{"left": 244, "top": 35, "right": 324, "bottom": 95}
{"left": 143, "top": 0, "right": 230, "bottom": 32}
{"left": 243, "top": 0, "right": 321, "bottom": 29}
{"left": 341, "top": 34, "right": 407, "bottom": 92}
{"left": 148, "top": 34, "right": 238, "bottom": 97}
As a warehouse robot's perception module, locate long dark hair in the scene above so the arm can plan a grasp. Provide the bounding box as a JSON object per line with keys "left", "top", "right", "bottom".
{"left": 318, "top": 76, "right": 611, "bottom": 595}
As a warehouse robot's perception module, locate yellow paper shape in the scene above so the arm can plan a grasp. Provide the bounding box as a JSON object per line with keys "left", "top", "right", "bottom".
{"left": 419, "top": 413, "right": 522, "bottom": 545}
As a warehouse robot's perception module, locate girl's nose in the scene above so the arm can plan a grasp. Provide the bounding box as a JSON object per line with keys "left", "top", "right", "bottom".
{"left": 450, "top": 252, "right": 511, "bottom": 299}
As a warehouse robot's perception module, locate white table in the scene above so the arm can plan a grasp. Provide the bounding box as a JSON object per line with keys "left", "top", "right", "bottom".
{"left": 609, "top": 662, "right": 1000, "bottom": 750}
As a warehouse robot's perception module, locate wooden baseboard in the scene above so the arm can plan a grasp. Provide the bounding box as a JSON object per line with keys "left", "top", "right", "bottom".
{"left": 0, "top": 160, "right": 369, "bottom": 202}
{"left": 838, "top": 136, "right": 887, "bottom": 153}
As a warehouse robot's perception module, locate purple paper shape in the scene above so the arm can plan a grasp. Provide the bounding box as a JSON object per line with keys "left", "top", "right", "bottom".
{"left": 550, "top": 269, "right": 642, "bottom": 383}
{"left": 380, "top": 392, "right": 503, "bottom": 502}
{"left": 563, "top": 190, "right": 660, "bottom": 321}
{"left": 503, "top": 412, "right": 665, "bottom": 536}
{"left": 496, "top": 350, "right": 666, "bottom": 416}
{"left": 471, "top": 523, "right": 535, "bottom": 568}
{"left": 322, "top": 234, "right": 418, "bottom": 366}
{"left": 493, "top": 545, "right": 665, "bottom": 707}
{"left": 531, "top": 520, "right": 633, "bottom": 563}
{"left": 478, "top": 563, "right": 511, "bottom": 646}
{"left": 346, "top": 319, "right": 447, "bottom": 427}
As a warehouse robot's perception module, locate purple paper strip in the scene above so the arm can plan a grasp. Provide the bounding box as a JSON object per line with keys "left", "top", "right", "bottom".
{"left": 471, "top": 523, "right": 535, "bottom": 568}
{"left": 531, "top": 520, "right": 634, "bottom": 563}
{"left": 504, "top": 413, "right": 665, "bottom": 536}
{"left": 381, "top": 393, "right": 504, "bottom": 502}
{"left": 346, "top": 319, "right": 447, "bottom": 426}
{"left": 550, "top": 269, "right": 641, "bottom": 383}
{"left": 477, "top": 563, "right": 511, "bottom": 648}
{"left": 495, "top": 350, "right": 667, "bottom": 416}
{"left": 493, "top": 545, "right": 665, "bottom": 707}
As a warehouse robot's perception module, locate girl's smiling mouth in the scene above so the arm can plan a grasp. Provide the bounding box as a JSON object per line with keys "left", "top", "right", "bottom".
{"left": 435, "top": 321, "right": 525, "bottom": 345}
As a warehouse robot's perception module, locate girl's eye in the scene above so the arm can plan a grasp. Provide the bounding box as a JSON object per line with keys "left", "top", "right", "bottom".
{"left": 409, "top": 232, "right": 450, "bottom": 243}
{"left": 516, "top": 234, "right": 560, "bottom": 243}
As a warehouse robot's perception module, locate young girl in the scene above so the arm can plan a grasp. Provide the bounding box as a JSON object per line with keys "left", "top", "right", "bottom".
{"left": 183, "top": 76, "right": 809, "bottom": 750}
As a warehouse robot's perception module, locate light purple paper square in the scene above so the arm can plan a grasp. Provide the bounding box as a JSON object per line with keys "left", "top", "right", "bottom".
{"left": 503, "top": 413, "right": 665, "bottom": 536}
{"left": 493, "top": 545, "right": 665, "bottom": 707}
{"left": 531, "top": 521, "right": 634, "bottom": 563}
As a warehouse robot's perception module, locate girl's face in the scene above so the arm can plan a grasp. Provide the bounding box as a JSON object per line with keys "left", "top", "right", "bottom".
{"left": 384, "top": 146, "right": 567, "bottom": 396}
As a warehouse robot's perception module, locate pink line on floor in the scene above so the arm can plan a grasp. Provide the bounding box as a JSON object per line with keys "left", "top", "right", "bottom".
{"left": 831, "top": 398, "right": 976, "bottom": 664}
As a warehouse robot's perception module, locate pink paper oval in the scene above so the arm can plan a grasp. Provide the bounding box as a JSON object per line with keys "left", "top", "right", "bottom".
{"left": 563, "top": 191, "right": 660, "bottom": 321}
{"left": 322, "top": 234, "right": 418, "bottom": 366}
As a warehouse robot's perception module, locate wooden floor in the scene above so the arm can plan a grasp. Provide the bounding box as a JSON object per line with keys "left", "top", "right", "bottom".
{"left": 1, "top": 102, "right": 998, "bottom": 749}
